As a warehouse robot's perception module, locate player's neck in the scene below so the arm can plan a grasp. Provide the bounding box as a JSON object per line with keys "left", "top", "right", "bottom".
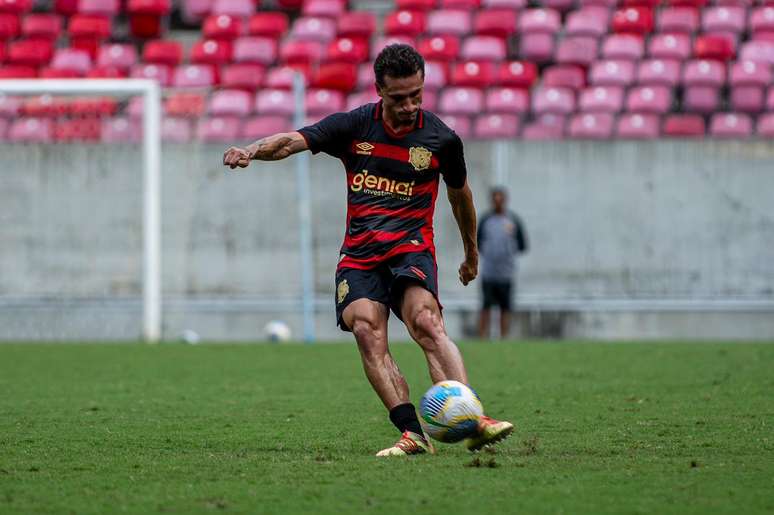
{"left": 381, "top": 109, "right": 415, "bottom": 135}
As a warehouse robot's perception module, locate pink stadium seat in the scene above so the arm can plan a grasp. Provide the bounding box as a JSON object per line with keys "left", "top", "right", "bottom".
{"left": 396, "top": 0, "right": 436, "bottom": 11}
{"left": 602, "top": 34, "right": 644, "bottom": 60}
{"left": 22, "top": 14, "right": 62, "bottom": 39}
{"left": 243, "top": 116, "right": 292, "bottom": 139}
{"left": 556, "top": 36, "right": 598, "bottom": 66}
{"left": 0, "top": 118, "right": 8, "bottom": 140}
{"left": 162, "top": 118, "right": 192, "bottom": 143}
{"left": 657, "top": 7, "right": 699, "bottom": 33}
{"left": 347, "top": 91, "right": 380, "bottom": 111}
{"left": 256, "top": 88, "right": 295, "bottom": 116}
{"left": 97, "top": 44, "right": 137, "bottom": 71}
{"left": 648, "top": 33, "right": 691, "bottom": 60}
{"left": 418, "top": 35, "right": 460, "bottom": 61}
{"left": 565, "top": 7, "right": 610, "bottom": 38}
{"left": 356, "top": 64, "right": 372, "bottom": 90}
{"left": 173, "top": 64, "right": 216, "bottom": 88}
{"left": 579, "top": 86, "right": 624, "bottom": 112}
{"left": 143, "top": 40, "right": 183, "bottom": 66}
{"left": 233, "top": 37, "right": 277, "bottom": 65}
{"left": 427, "top": 10, "right": 472, "bottom": 37}
{"left": 248, "top": 13, "right": 288, "bottom": 39}
{"left": 303, "top": 0, "right": 345, "bottom": 18}
{"left": 439, "top": 87, "right": 484, "bottom": 115}
{"left": 767, "top": 86, "right": 774, "bottom": 111}
{"left": 211, "top": 0, "right": 254, "bottom": 17}
{"left": 461, "top": 36, "right": 506, "bottom": 61}
{"left": 519, "top": 8, "right": 560, "bottom": 34}
{"left": 265, "top": 64, "right": 311, "bottom": 89}
{"left": 0, "top": 13, "right": 20, "bottom": 39}
{"left": 543, "top": 0, "right": 575, "bottom": 11}
{"left": 615, "top": 113, "right": 660, "bottom": 139}
{"left": 532, "top": 87, "right": 575, "bottom": 115}
{"left": 611, "top": 6, "right": 653, "bottom": 35}
{"left": 569, "top": 113, "right": 614, "bottom": 139}
{"left": 197, "top": 116, "right": 241, "bottom": 143}
{"left": 519, "top": 33, "right": 555, "bottom": 63}
{"left": 326, "top": 37, "right": 369, "bottom": 63}
{"left": 757, "top": 113, "right": 774, "bottom": 137}
{"left": 39, "top": 68, "right": 82, "bottom": 78}
{"left": 451, "top": 60, "right": 494, "bottom": 88}
{"left": 203, "top": 15, "right": 243, "bottom": 40}
{"left": 637, "top": 59, "right": 681, "bottom": 86}
{"left": 280, "top": 40, "right": 324, "bottom": 65}
{"left": 694, "top": 35, "right": 735, "bottom": 61}
{"left": 482, "top": 0, "right": 525, "bottom": 8}
{"left": 682, "top": 59, "right": 726, "bottom": 87}
{"left": 498, "top": 61, "right": 538, "bottom": 88}
{"left": 750, "top": 7, "right": 774, "bottom": 36}
{"left": 337, "top": 12, "right": 376, "bottom": 39}
{"left": 9, "top": 117, "right": 53, "bottom": 142}
{"left": 306, "top": 88, "right": 345, "bottom": 116}
{"left": 130, "top": 63, "right": 172, "bottom": 86}
{"left": 0, "top": 95, "right": 22, "bottom": 116}
{"left": 164, "top": 92, "right": 206, "bottom": 117}
{"left": 290, "top": 17, "right": 336, "bottom": 42}
{"left": 729, "top": 60, "right": 772, "bottom": 87}
{"left": 682, "top": 86, "right": 720, "bottom": 113}
{"left": 101, "top": 117, "right": 140, "bottom": 143}
{"left": 626, "top": 85, "right": 672, "bottom": 113}
{"left": 8, "top": 39, "right": 54, "bottom": 67}
{"left": 730, "top": 86, "right": 765, "bottom": 113}
{"left": 543, "top": 65, "right": 586, "bottom": 89}
{"left": 50, "top": 48, "right": 91, "bottom": 75}
{"left": 473, "top": 113, "right": 519, "bottom": 139}
{"left": 473, "top": 9, "right": 517, "bottom": 38}
{"left": 421, "top": 89, "right": 438, "bottom": 111}
{"left": 384, "top": 11, "right": 426, "bottom": 37}
{"left": 78, "top": 0, "right": 119, "bottom": 16}
{"left": 221, "top": 63, "right": 265, "bottom": 90}
{"left": 663, "top": 114, "right": 705, "bottom": 138}
{"left": 485, "top": 87, "right": 529, "bottom": 114}
{"left": 702, "top": 7, "right": 746, "bottom": 34}
{"left": 190, "top": 39, "right": 232, "bottom": 65}
{"left": 439, "top": 114, "right": 471, "bottom": 138}
{"left": 424, "top": 60, "right": 449, "bottom": 90}
{"left": 710, "top": 113, "right": 753, "bottom": 138}
{"left": 208, "top": 89, "right": 252, "bottom": 117}
{"left": 521, "top": 113, "right": 565, "bottom": 140}
{"left": 127, "top": 96, "right": 144, "bottom": 118}
{"left": 739, "top": 41, "right": 774, "bottom": 65}
{"left": 590, "top": 60, "right": 636, "bottom": 86}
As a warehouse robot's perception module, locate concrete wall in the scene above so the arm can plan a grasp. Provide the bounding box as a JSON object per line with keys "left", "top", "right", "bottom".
{"left": 1, "top": 141, "right": 773, "bottom": 341}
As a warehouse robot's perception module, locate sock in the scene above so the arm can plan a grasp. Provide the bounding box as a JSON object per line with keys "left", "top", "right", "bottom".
{"left": 389, "top": 403, "right": 424, "bottom": 438}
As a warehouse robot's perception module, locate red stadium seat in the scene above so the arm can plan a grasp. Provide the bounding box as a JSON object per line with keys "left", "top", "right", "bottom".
{"left": 221, "top": 63, "right": 265, "bottom": 90}
{"left": 730, "top": 86, "right": 765, "bottom": 113}
{"left": 657, "top": 7, "right": 699, "bottom": 33}
{"left": 69, "top": 96, "right": 116, "bottom": 117}
{"left": 682, "top": 59, "right": 726, "bottom": 87}
{"left": 473, "top": 9, "right": 517, "bottom": 38}
{"left": 306, "top": 88, "right": 345, "bottom": 116}
{"left": 709, "top": 112, "right": 752, "bottom": 138}
{"left": 197, "top": 116, "right": 241, "bottom": 143}
{"left": 579, "top": 86, "right": 624, "bottom": 112}
{"left": 663, "top": 114, "right": 705, "bottom": 137}
{"left": 303, "top": 0, "right": 345, "bottom": 18}
{"left": 556, "top": 36, "right": 598, "bottom": 66}
{"left": 211, "top": 0, "right": 255, "bottom": 17}
{"left": 162, "top": 117, "right": 192, "bottom": 143}
{"left": 55, "top": 0, "right": 78, "bottom": 15}
{"left": 473, "top": 113, "right": 519, "bottom": 139}
{"left": 498, "top": 60, "right": 538, "bottom": 88}
{"left": 78, "top": 0, "right": 119, "bottom": 16}
{"left": 326, "top": 37, "right": 369, "bottom": 63}
{"left": 97, "top": 44, "right": 137, "bottom": 71}
{"left": 702, "top": 7, "right": 746, "bottom": 34}
{"left": 601, "top": 34, "right": 644, "bottom": 60}
{"left": 208, "top": 89, "right": 253, "bottom": 117}
{"left": 682, "top": 85, "right": 720, "bottom": 113}
{"left": 519, "top": 8, "right": 560, "bottom": 34}
{"left": 451, "top": 60, "right": 495, "bottom": 88}
{"left": 127, "top": 0, "right": 171, "bottom": 39}
{"left": 0, "top": 0, "right": 31, "bottom": 14}
{"left": 648, "top": 33, "right": 691, "bottom": 60}
{"left": 543, "top": 65, "right": 586, "bottom": 89}
{"left": 50, "top": 48, "right": 92, "bottom": 75}
{"left": 568, "top": 113, "right": 614, "bottom": 139}
{"left": 242, "top": 116, "right": 292, "bottom": 139}
{"left": 143, "top": 39, "right": 183, "bottom": 66}
{"left": 532, "top": 87, "right": 575, "bottom": 115}
{"left": 290, "top": 16, "right": 336, "bottom": 42}
{"left": 439, "top": 87, "right": 484, "bottom": 115}
{"left": 0, "top": 13, "right": 20, "bottom": 39}
{"left": 590, "top": 60, "right": 636, "bottom": 86}
{"left": 694, "top": 35, "right": 735, "bottom": 61}
{"left": 424, "top": 60, "right": 448, "bottom": 90}
{"left": 518, "top": 33, "right": 555, "bottom": 63}
{"left": 441, "top": 0, "right": 480, "bottom": 10}
{"left": 396, "top": 0, "right": 436, "bottom": 10}
{"left": 626, "top": 85, "right": 672, "bottom": 113}
{"left": 256, "top": 88, "right": 295, "bottom": 116}
{"left": 203, "top": 15, "right": 243, "bottom": 41}
{"left": 0, "top": 65, "right": 37, "bottom": 78}
{"left": 312, "top": 62, "right": 357, "bottom": 91}
{"left": 9, "top": 117, "right": 53, "bottom": 142}
{"left": 521, "top": 113, "right": 565, "bottom": 140}
{"left": 22, "top": 95, "right": 69, "bottom": 117}
{"left": 248, "top": 12, "right": 288, "bottom": 39}
{"left": 87, "top": 66, "right": 127, "bottom": 78}
{"left": 637, "top": 59, "right": 681, "bottom": 87}
{"left": 461, "top": 36, "right": 506, "bottom": 61}
{"left": 418, "top": 35, "right": 460, "bottom": 62}
{"left": 22, "top": 14, "right": 62, "bottom": 39}
{"left": 130, "top": 63, "right": 172, "bottom": 86}
{"left": 280, "top": 39, "right": 324, "bottom": 65}
{"left": 757, "top": 113, "right": 774, "bottom": 138}
{"left": 666, "top": 0, "right": 707, "bottom": 6}
{"left": 337, "top": 12, "right": 376, "bottom": 39}
{"left": 67, "top": 14, "right": 111, "bottom": 38}
{"left": 438, "top": 114, "right": 471, "bottom": 138}
{"left": 39, "top": 68, "right": 81, "bottom": 78}
{"left": 8, "top": 39, "right": 53, "bottom": 66}
{"left": 485, "top": 87, "right": 529, "bottom": 114}
{"left": 615, "top": 113, "right": 659, "bottom": 139}
{"left": 233, "top": 36, "right": 277, "bottom": 65}
{"left": 56, "top": 117, "right": 102, "bottom": 142}
{"left": 427, "top": 10, "right": 472, "bottom": 37}
{"left": 565, "top": 7, "right": 610, "bottom": 38}
{"left": 191, "top": 39, "right": 232, "bottom": 65}
{"left": 164, "top": 92, "right": 206, "bottom": 117}
{"left": 612, "top": 7, "right": 653, "bottom": 35}
{"left": 172, "top": 64, "right": 217, "bottom": 88}
{"left": 730, "top": 60, "right": 772, "bottom": 87}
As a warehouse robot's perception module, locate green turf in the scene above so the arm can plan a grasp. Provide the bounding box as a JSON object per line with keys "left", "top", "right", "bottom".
{"left": 1, "top": 341, "right": 773, "bottom": 515}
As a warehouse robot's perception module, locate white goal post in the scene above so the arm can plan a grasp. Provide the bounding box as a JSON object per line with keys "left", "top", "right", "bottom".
{"left": 0, "top": 79, "right": 162, "bottom": 342}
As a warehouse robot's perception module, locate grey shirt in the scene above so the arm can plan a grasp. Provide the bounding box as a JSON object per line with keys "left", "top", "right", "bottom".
{"left": 477, "top": 211, "right": 528, "bottom": 282}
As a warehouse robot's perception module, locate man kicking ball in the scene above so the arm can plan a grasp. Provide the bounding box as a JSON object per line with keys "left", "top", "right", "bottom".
{"left": 223, "top": 44, "right": 513, "bottom": 456}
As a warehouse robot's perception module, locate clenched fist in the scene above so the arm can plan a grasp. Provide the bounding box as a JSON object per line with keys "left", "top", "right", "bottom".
{"left": 222, "top": 146, "right": 252, "bottom": 170}
{"left": 458, "top": 257, "right": 478, "bottom": 286}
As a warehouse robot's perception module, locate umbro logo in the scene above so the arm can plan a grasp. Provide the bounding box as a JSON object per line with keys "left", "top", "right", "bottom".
{"left": 355, "top": 142, "right": 375, "bottom": 155}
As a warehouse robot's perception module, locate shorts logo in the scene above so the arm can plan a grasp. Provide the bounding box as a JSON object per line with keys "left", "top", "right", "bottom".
{"left": 408, "top": 146, "right": 432, "bottom": 171}
{"left": 409, "top": 266, "right": 427, "bottom": 280}
{"left": 355, "top": 142, "right": 375, "bottom": 155}
{"left": 337, "top": 279, "right": 350, "bottom": 304}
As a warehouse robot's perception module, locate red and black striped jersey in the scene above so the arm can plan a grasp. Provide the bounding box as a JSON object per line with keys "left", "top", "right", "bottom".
{"left": 298, "top": 101, "right": 467, "bottom": 270}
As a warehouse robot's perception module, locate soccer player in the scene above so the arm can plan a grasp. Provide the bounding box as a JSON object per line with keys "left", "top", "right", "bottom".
{"left": 222, "top": 45, "right": 513, "bottom": 456}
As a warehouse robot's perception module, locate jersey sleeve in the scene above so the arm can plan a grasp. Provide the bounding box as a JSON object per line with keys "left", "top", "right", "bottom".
{"left": 297, "top": 110, "right": 360, "bottom": 159}
{"left": 439, "top": 132, "right": 468, "bottom": 189}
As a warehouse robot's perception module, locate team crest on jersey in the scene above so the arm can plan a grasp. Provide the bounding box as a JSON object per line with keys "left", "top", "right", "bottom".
{"left": 355, "top": 142, "right": 374, "bottom": 155}
{"left": 408, "top": 146, "right": 432, "bottom": 171}
{"left": 337, "top": 279, "right": 350, "bottom": 304}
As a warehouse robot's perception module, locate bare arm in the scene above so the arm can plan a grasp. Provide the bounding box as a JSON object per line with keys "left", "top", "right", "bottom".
{"left": 447, "top": 180, "right": 479, "bottom": 286}
{"left": 222, "top": 131, "right": 309, "bottom": 170}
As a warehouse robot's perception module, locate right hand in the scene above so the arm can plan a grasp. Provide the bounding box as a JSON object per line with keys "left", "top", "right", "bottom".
{"left": 222, "top": 146, "right": 252, "bottom": 170}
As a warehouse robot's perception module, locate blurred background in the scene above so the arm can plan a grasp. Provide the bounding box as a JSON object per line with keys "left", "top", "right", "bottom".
{"left": 1, "top": 0, "right": 773, "bottom": 342}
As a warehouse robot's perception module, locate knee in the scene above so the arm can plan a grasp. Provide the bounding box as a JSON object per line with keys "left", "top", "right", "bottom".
{"left": 410, "top": 306, "right": 446, "bottom": 349}
{"left": 351, "top": 317, "right": 386, "bottom": 358}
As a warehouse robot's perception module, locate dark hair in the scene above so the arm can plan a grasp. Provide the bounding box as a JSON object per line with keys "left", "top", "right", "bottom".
{"left": 491, "top": 186, "right": 508, "bottom": 197}
{"left": 373, "top": 44, "right": 425, "bottom": 87}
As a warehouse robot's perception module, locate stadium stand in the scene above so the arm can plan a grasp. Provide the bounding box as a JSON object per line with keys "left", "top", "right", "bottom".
{"left": 0, "top": 0, "right": 772, "bottom": 141}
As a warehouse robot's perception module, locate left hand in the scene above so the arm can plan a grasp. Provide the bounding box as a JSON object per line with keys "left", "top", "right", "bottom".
{"left": 458, "top": 256, "right": 478, "bottom": 286}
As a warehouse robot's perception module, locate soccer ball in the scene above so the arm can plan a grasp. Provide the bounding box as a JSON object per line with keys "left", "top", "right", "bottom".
{"left": 419, "top": 380, "right": 483, "bottom": 443}
{"left": 264, "top": 320, "right": 292, "bottom": 342}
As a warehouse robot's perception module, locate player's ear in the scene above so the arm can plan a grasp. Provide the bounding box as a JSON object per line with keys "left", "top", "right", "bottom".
{"left": 374, "top": 82, "right": 384, "bottom": 98}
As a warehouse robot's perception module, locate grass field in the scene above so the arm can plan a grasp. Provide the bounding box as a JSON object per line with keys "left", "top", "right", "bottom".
{"left": 0, "top": 341, "right": 773, "bottom": 515}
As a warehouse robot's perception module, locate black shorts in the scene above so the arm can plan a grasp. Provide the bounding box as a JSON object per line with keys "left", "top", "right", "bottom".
{"left": 334, "top": 251, "right": 440, "bottom": 332}
{"left": 482, "top": 279, "right": 513, "bottom": 310}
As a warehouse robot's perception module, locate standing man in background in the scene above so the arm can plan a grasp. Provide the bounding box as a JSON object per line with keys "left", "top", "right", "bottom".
{"left": 477, "top": 187, "right": 528, "bottom": 340}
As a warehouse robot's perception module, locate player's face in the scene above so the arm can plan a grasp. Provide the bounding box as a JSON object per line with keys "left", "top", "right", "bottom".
{"left": 492, "top": 191, "right": 506, "bottom": 212}
{"left": 377, "top": 71, "right": 424, "bottom": 126}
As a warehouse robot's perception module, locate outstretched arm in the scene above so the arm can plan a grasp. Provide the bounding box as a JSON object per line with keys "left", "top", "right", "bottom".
{"left": 447, "top": 180, "right": 478, "bottom": 286}
{"left": 222, "top": 131, "right": 309, "bottom": 169}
